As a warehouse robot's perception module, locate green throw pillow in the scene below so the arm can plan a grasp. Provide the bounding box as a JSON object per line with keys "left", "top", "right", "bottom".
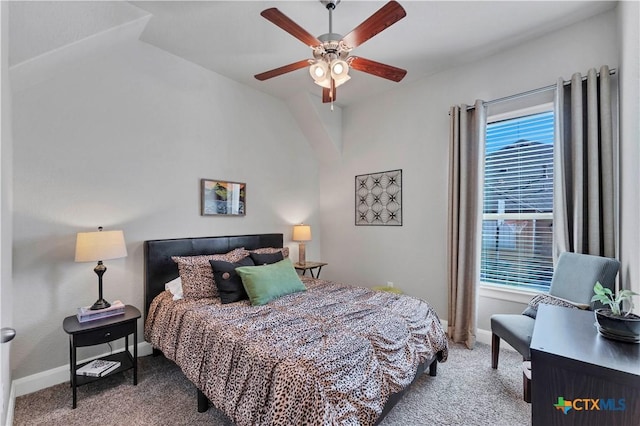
{"left": 235, "top": 258, "right": 306, "bottom": 306}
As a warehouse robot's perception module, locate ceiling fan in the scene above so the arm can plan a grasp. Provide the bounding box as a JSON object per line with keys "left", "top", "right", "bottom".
{"left": 254, "top": 0, "right": 407, "bottom": 105}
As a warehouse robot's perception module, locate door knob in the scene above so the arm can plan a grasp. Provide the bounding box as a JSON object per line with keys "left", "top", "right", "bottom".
{"left": 1, "top": 328, "right": 16, "bottom": 343}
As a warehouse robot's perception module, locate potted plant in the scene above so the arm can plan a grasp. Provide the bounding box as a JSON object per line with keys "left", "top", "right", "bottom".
{"left": 591, "top": 281, "right": 640, "bottom": 343}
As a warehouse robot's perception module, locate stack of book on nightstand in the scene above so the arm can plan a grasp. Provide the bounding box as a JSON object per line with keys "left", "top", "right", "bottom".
{"left": 76, "top": 359, "right": 121, "bottom": 377}
{"left": 77, "top": 300, "right": 125, "bottom": 323}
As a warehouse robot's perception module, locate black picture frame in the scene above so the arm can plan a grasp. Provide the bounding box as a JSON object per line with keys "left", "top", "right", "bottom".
{"left": 201, "top": 179, "right": 246, "bottom": 216}
{"left": 355, "top": 169, "right": 402, "bottom": 226}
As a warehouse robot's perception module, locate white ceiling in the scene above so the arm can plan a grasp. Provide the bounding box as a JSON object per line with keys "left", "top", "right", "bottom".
{"left": 10, "top": 0, "right": 617, "bottom": 107}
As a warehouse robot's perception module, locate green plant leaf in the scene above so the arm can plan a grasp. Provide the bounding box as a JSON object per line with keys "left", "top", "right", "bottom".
{"left": 592, "top": 282, "right": 639, "bottom": 316}
{"left": 593, "top": 282, "right": 604, "bottom": 294}
{"left": 591, "top": 294, "right": 607, "bottom": 303}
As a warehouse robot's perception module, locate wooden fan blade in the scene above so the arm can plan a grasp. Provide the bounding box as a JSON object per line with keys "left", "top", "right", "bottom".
{"left": 261, "top": 8, "right": 321, "bottom": 47}
{"left": 322, "top": 87, "right": 331, "bottom": 103}
{"left": 322, "top": 80, "right": 337, "bottom": 103}
{"left": 349, "top": 57, "right": 407, "bottom": 82}
{"left": 341, "top": 1, "right": 406, "bottom": 48}
{"left": 254, "top": 59, "right": 311, "bottom": 81}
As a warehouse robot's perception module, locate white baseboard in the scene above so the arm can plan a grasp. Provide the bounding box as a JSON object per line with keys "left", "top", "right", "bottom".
{"left": 11, "top": 341, "right": 152, "bottom": 399}
{"left": 477, "top": 326, "right": 517, "bottom": 352}
{"left": 476, "top": 326, "right": 493, "bottom": 346}
{"left": 441, "top": 319, "right": 517, "bottom": 352}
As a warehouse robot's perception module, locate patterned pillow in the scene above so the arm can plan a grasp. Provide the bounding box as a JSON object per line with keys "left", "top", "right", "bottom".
{"left": 522, "top": 294, "right": 589, "bottom": 319}
{"left": 248, "top": 247, "right": 289, "bottom": 258}
{"left": 172, "top": 248, "right": 249, "bottom": 299}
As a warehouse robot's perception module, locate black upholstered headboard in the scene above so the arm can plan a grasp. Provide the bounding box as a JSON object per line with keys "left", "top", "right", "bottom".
{"left": 144, "top": 233, "right": 283, "bottom": 318}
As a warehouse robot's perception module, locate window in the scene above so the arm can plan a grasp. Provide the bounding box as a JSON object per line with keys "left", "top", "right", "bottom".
{"left": 481, "top": 107, "right": 555, "bottom": 291}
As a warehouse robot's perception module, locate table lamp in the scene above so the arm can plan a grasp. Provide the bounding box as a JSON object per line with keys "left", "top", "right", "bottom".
{"left": 75, "top": 226, "right": 127, "bottom": 310}
{"left": 292, "top": 224, "right": 312, "bottom": 265}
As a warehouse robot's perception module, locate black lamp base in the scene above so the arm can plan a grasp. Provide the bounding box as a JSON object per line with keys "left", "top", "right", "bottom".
{"left": 90, "top": 298, "right": 111, "bottom": 311}
{"left": 91, "top": 261, "right": 110, "bottom": 310}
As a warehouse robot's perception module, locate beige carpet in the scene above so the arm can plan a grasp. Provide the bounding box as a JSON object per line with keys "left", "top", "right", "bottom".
{"left": 13, "top": 341, "right": 530, "bottom": 426}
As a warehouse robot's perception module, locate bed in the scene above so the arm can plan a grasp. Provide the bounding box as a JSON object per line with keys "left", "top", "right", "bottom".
{"left": 144, "top": 233, "right": 448, "bottom": 425}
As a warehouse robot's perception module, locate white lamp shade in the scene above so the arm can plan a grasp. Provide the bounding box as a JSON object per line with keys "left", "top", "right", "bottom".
{"left": 292, "top": 225, "right": 312, "bottom": 242}
{"left": 75, "top": 230, "right": 128, "bottom": 262}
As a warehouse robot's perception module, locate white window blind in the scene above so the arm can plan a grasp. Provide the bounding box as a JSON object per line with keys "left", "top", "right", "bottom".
{"left": 481, "top": 110, "right": 555, "bottom": 290}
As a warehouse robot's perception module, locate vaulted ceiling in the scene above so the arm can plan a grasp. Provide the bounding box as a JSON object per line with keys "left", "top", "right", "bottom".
{"left": 9, "top": 1, "right": 616, "bottom": 107}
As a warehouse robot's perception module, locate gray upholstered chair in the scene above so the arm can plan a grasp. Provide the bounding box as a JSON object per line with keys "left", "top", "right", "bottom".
{"left": 490, "top": 252, "right": 620, "bottom": 402}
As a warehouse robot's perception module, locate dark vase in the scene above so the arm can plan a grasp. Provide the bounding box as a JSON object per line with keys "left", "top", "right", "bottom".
{"left": 594, "top": 308, "right": 640, "bottom": 343}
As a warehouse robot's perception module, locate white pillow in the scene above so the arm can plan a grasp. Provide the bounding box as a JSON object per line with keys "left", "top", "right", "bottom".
{"left": 164, "top": 277, "right": 183, "bottom": 301}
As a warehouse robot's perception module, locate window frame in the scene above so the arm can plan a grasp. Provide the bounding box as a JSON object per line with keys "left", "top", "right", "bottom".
{"left": 479, "top": 102, "right": 555, "bottom": 293}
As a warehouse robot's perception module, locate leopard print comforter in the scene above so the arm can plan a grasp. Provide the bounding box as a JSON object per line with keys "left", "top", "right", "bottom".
{"left": 145, "top": 277, "right": 448, "bottom": 426}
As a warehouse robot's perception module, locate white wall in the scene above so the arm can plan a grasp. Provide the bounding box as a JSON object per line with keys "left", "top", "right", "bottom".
{"left": 10, "top": 38, "right": 320, "bottom": 379}
{"left": 318, "top": 10, "right": 621, "bottom": 330}
{"left": 1, "top": 1, "right": 15, "bottom": 421}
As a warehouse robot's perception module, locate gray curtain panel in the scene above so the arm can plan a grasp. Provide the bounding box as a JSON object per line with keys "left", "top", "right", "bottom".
{"left": 447, "top": 100, "right": 486, "bottom": 349}
{"left": 553, "top": 65, "right": 616, "bottom": 260}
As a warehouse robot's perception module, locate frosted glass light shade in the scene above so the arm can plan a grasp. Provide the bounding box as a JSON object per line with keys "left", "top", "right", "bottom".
{"left": 292, "top": 225, "right": 312, "bottom": 242}
{"left": 314, "top": 79, "right": 332, "bottom": 89}
{"left": 330, "top": 59, "right": 349, "bottom": 80}
{"left": 309, "top": 61, "right": 329, "bottom": 81}
{"left": 75, "top": 230, "right": 128, "bottom": 262}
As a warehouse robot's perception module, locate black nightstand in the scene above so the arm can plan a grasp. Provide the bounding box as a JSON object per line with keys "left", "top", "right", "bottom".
{"left": 62, "top": 305, "right": 140, "bottom": 408}
{"left": 293, "top": 261, "right": 328, "bottom": 278}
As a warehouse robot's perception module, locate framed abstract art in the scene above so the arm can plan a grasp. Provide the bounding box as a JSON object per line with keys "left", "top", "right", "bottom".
{"left": 355, "top": 169, "right": 402, "bottom": 226}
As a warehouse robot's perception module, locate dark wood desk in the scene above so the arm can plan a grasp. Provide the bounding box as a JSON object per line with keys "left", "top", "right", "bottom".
{"left": 531, "top": 305, "right": 640, "bottom": 425}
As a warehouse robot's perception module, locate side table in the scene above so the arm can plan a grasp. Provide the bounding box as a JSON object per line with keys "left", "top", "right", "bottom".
{"left": 62, "top": 305, "right": 140, "bottom": 408}
{"left": 293, "top": 261, "right": 328, "bottom": 278}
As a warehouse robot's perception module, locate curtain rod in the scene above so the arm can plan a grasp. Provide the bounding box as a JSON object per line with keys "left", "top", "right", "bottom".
{"left": 462, "top": 68, "right": 617, "bottom": 111}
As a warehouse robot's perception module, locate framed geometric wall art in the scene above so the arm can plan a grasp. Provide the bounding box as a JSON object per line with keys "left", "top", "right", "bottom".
{"left": 355, "top": 169, "right": 402, "bottom": 226}
{"left": 201, "top": 179, "right": 246, "bottom": 216}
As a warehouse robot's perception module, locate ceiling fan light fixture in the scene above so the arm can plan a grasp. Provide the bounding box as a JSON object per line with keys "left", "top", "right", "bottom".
{"left": 309, "top": 61, "right": 329, "bottom": 82}
{"left": 313, "top": 79, "right": 332, "bottom": 89}
{"left": 330, "top": 58, "right": 349, "bottom": 82}
{"left": 256, "top": 1, "right": 408, "bottom": 106}
{"left": 311, "top": 58, "right": 350, "bottom": 89}
{"left": 330, "top": 59, "right": 347, "bottom": 76}
{"left": 333, "top": 74, "right": 351, "bottom": 87}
